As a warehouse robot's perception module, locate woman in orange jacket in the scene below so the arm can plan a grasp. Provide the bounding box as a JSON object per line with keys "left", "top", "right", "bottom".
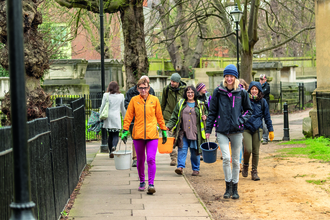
{"left": 122, "top": 77, "right": 167, "bottom": 195}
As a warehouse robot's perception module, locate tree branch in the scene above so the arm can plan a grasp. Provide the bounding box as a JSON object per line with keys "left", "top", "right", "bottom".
{"left": 253, "top": 26, "right": 315, "bottom": 54}
{"left": 55, "top": 0, "right": 122, "bottom": 14}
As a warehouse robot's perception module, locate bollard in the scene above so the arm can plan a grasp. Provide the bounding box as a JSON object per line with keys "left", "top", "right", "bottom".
{"left": 283, "top": 102, "right": 290, "bottom": 141}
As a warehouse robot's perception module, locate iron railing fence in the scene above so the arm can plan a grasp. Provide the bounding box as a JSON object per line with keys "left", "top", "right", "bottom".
{"left": 53, "top": 93, "right": 164, "bottom": 141}
{"left": 0, "top": 98, "right": 86, "bottom": 220}
{"left": 279, "top": 81, "right": 316, "bottom": 113}
{"left": 316, "top": 92, "right": 330, "bottom": 138}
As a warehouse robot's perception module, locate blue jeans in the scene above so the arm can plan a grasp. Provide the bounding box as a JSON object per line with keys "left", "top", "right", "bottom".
{"left": 217, "top": 132, "right": 243, "bottom": 184}
{"left": 177, "top": 136, "right": 200, "bottom": 171}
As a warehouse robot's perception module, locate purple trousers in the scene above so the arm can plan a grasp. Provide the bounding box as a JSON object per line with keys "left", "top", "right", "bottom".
{"left": 133, "top": 139, "right": 158, "bottom": 185}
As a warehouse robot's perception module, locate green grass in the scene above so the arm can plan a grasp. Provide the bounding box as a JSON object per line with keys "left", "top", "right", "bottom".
{"left": 305, "top": 179, "right": 327, "bottom": 185}
{"left": 278, "top": 137, "right": 330, "bottom": 161}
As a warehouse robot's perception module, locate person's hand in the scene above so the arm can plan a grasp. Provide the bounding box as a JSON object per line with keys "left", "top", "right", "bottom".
{"left": 162, "top": 130, "right": 167, "bottom": 144}
{"left": 202, "top": 115, "right": 207, "bottom": 121}
{"left": 166, "top": 127, "right": 171, "bottom": 131}
{"left": 206, "top": 133, "right": 210, "bottom": 140}
{"left": 121, "top": 130, "right": 129, "bottom": 144}
{"left": 269, "top": 131, "right": 274, "bottom": 142}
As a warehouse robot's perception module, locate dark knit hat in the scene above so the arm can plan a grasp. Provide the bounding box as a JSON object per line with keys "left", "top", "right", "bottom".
{"left": 223, "top": 64, "right": 238, "bottom": 78}
{"left": 170, "top": 73, "right": 181, "bottom": 83}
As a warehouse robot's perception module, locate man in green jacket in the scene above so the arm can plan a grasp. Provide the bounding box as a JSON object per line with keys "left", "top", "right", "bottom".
{"left": 161, "top": 73, "right": 187, "bottom": 166}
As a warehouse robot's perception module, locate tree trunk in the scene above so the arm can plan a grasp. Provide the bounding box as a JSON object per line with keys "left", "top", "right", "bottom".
{"left": 241, "top": 51, "right": 253, "bottom": 83}
{"left": 0, "top": 0, "right": 53, "bottom": 125}
{"left": 120, "top": 1, "right": 149, "bottom": 88}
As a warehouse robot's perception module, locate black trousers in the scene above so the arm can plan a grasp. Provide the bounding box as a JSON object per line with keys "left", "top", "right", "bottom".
{"left": 108, "top": 131, "right": 119, "bottom": 152}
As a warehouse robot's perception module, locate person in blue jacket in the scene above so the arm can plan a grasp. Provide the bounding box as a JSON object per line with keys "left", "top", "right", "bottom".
{"left": 242, "top": 81, "right": 274, "bottom": 181}
{"left": 206, "top": 64, "right": 252, "bottom": 200}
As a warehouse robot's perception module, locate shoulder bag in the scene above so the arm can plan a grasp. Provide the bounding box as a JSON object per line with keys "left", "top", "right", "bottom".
{"left": 100, "top": 93, "right": 110, "bottom": 120}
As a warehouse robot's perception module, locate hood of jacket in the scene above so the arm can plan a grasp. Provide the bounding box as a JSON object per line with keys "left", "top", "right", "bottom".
{"left": 248, "top": 81, "right": 263, "bottom": 94}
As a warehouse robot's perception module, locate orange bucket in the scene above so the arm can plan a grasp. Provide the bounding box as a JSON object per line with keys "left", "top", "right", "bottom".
{"left": 158, "top": 137, "right": 175, "bottom": 154}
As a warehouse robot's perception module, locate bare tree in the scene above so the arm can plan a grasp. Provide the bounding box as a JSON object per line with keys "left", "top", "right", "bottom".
{"left": 55, "top": 0, "right": 149, "bottom": 88}
{"left": 147, "top": 0, "right": 209, "bottom": 78}
{"left": 193, "top": 0, "right": 315, "bottom": 83}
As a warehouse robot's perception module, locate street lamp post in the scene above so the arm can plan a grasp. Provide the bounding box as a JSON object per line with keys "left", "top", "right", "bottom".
{"left": 7, "top": 0, "right": 36, "bottom": 219}
{"left": 99, "top": 0, "right": 108, "bottom": 153}
{"left": 230, "top": 3, "right": 243, "bottom": 78}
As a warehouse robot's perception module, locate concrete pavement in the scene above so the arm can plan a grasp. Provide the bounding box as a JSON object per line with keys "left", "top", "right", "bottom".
{"left": 68, "top": 140, "right": 212, "bottom": 220}
{"left": 68, "top": 109, "right": 310, "bottom": 219}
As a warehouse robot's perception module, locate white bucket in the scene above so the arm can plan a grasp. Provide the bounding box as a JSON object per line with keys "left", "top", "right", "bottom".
{"left": 113, "top": 150, "right": 132, "bottom": 170}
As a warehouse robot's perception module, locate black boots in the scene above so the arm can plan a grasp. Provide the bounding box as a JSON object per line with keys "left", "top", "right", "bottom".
{"left": 224, "top": 181, "right": 239, "bottom": 199}
{"left": 223, "top": 181, "right": 232, "bottom": 199}
{"left": 232, "top": 182, "right": 239, "bottom": 199}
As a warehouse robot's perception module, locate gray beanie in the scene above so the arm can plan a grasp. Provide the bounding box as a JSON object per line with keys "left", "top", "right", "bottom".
{"left": 170, "top": 73, "right": 181, "bottom": 83}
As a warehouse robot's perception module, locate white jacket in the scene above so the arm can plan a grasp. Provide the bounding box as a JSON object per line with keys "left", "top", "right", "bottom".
{"left": 99, "top": 93, "right": 126, "bottom": 129}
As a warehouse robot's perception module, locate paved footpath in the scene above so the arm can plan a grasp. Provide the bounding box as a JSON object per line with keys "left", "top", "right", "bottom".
{"left": 68, "top": 140, "right": 212, "bottom": 220}
{"left": 68, "top": 109, "right": 310, "bottom": 219}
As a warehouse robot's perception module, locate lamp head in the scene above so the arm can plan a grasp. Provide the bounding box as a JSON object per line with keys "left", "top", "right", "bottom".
{"left": 230, "top": 3, "right": 243, "bottom": 23}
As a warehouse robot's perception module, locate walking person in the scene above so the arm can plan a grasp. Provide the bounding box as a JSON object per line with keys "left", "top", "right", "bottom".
{"left": 196, "top": 82, "right": 211, "bottom": 111}
{"left": 166, "top": 86, "right": 207, "bottom": 176}
{"left": 242, "top": 82, "right": 274, "bottom": 180}
{"left": 259, "top": 74, "right": 270, "bottom": 145}
{"left": 161, "top": 73, "right": 186, "bottom": 166}
{"left": 99, "top": 81, "right": 126, "bottom": 158}
{"left": 205, "top": 64, "right": 252, "bottom": 199}
{"left": 238, "top": 78, "right": 249, "bottom": 172}
{"left": 122, "top": 77, "right": 167, "bottom": 195}
{"left": 125, "top": 75, "right": 155, "bottom": 167}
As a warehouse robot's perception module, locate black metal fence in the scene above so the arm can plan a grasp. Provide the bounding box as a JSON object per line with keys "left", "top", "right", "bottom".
{"left": 53, "top": 93, "right": 164, "bottom": 141}
{"left": 278, "top": 81, "right": 316, "bottom": 113}
{"left": 0, "top": 98, "right": 86, "bottom": 219}
{"left": 316, "top": 92, "right": 330, "bottom": 138}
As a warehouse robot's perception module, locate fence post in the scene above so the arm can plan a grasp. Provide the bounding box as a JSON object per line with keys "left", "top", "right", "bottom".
{"left": 302, "top": 82, "right": 305, "bottom": 110}
{"left": 283, "top": 102, "right": 290, "bottom": 141}
{"left": 280, "top": 81, "right": 283, "bottom": 114}
{"left": 298, "top": 83, "right": 301, "bottom": 110}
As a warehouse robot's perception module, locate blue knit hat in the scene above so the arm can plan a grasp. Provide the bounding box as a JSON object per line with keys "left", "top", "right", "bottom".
{"left": 223, "top": 64, "right": 238, "bottom": 78}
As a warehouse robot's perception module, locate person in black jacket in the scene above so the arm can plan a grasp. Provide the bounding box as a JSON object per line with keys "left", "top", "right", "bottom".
{"left": 242, "top": 81, "right": 274, "bottom": 181}
{"left": 206, "top": 64, "right": 252, "bottom": 200}
{"left": 259, "top": 74, "right": 270, "bottom": 144}
{"left": 124, "top": 75, "right": 155, "bottom": 167}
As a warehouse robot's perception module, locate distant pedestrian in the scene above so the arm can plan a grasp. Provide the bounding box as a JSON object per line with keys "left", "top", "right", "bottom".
{"left": 206, "top": 64, "right": 252, "bottom": 200}
{"left": 196, "top": 82, "right": 211, "bottom": 111}
{"left": 122, "top": 77, "right": 167, "bottom": 195}
{"left": 161, "top": 73, "right": 187, "bottom": 166}
{"left": 99, "top": 81, "right": 126, "bottom": 158}
{"left": 166, "top": 86, "right": 207, "bottom": 176}
{"left": 238, "top": 78, "right": 249, "bottom": 172}
{"left": 259, "top": 74, "right": 270, "bottom": 144}
{"left": 124, "top": 75, "right": 155, "bottom": 167}
{"left": 242, "top": 81, "right": 274, "bottom": 181}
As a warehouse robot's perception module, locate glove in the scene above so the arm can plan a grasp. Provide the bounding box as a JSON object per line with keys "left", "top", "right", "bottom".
{"left": 121, "top": 130, "right": 129, "bottom": 144}
{"left": 162, "top": 130, "right": 167, "bottom": 144}
{"left": 269, "top": 131, "right": 274, "bottom": 142}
